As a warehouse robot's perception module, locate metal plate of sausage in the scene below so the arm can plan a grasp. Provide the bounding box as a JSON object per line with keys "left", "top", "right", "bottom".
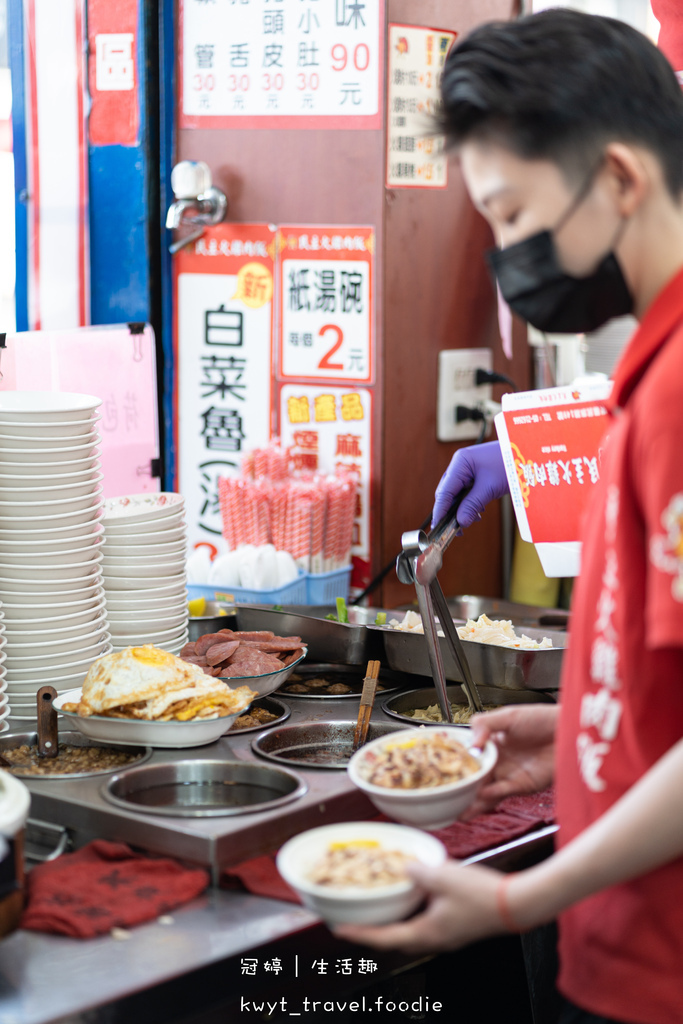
{"left": 234, "top": 604, "right": 390, "bottom": 666}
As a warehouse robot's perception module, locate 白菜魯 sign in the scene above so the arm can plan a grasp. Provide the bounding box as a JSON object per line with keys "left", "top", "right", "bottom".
{"left": 174, "top": 224, "right": 275, "bottom": 553}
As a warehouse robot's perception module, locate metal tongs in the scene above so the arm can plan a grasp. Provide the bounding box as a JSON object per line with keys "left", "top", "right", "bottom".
{"left": 396, "top": 495, "right": 483, "bottom": 725}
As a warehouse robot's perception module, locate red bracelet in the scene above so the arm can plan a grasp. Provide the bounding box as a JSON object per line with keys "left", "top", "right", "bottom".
{"left": 496, "top": 873, "right": 523, "bottom": 933}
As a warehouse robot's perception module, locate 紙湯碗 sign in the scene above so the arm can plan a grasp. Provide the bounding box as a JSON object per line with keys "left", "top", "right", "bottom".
{"left": 277, "top": 226, "right": 374, "bottom": 385}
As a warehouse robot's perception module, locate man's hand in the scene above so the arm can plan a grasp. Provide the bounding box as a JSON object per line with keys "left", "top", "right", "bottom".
{"left": 334, "top": 861, "right": 506, "bottom": 954}
{"left": 432, "top": 442, "right": 509, "bottom": 529}
{"left": 462, "top": 704, "right": 559, "bottom": 819}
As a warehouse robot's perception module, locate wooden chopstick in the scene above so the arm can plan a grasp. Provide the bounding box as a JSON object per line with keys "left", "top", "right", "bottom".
{"left": 353, "top": 660, "right": 381, "bottom": 752}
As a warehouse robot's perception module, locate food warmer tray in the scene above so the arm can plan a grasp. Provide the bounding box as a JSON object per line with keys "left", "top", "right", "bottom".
{"left": 234, "top": 604, "right": 391, "bottom": 665}
{"left": 280, "top": 662, "right": 408, "bottom": 699}
{"left": 382, "top": 684, "right": 556, "bottom": 727}
{"left": 399, "top": 595, "right": 569, "bottom": 630}
{"left": 370, "top": 624, "right": 567, "bottom": 690}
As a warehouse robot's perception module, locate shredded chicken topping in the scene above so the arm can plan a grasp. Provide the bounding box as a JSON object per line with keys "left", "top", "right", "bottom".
{"left": 360, "top": 732, "right": 480, "bottom": 789}
{"left": 309, "top": 841, "right": 414, "bottom": 887}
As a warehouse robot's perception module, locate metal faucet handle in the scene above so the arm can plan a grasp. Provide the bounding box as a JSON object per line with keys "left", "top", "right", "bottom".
{"left": 166, "top": 160, "right": 228, "bottom": 253}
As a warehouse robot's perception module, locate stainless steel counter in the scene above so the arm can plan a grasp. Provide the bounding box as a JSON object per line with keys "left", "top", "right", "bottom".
{"left": 20, "top": 695, "right": 400, "bottom": 884}
{"left": 0, "top": 690, "right": 557, "bottom": 1024}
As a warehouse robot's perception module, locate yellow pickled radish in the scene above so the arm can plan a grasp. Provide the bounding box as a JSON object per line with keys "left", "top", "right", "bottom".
{"left": 187, "top": 596, "right": 207, "bottom": 618}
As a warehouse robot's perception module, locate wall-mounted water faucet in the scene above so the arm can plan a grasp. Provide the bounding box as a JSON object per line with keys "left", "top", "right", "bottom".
{"left": 165, "top": 161, "right": 228, "bottom": 254}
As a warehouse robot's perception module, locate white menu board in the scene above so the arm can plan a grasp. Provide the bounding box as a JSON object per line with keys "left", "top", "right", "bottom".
{"left": 386, "top": 24, "right": 456, "bottom": 188}
{"left": 175, "top": 225, "right": 275, "bottom": 553}
{"left": 180, "top": 0, "right": 383, "bottom": 127}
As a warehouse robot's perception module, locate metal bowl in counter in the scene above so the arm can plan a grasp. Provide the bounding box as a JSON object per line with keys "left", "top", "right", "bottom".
{"left": 280, "top": 663, "right": 405, "bottom": 699}
{"left": 229, "top": 696, "right": 290, "bottom": 735}
{"left": 382, "top": 685, "right": 556, "bottom": 728}
{"left": 188, "top": 601, "right": 238, "bottom": 642}
{"left": 102, "top": 759, "right": 307, "bottom": 817}
{"left": 0, "top": 730, "right": 152, "bottom": 778}
{"left": 252, "top": 720, "right": 407, "bottom": 769}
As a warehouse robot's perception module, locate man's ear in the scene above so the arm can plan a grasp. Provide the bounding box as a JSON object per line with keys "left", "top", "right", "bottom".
{"left": 603, "top": 143, "right": 650, "bottom": 216}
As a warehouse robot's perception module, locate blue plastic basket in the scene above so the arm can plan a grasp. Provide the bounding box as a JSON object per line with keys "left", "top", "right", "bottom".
{"left": 305, "top": 566, "right": 352, "bottom": 605}
{"left": 188, "top": 573, "right": 307, "bottom": 606}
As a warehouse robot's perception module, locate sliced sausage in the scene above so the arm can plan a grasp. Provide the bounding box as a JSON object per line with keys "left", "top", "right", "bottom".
{"left": 205, "top": 640, "right": 241, "bottom": 666}
{"left": 195, "top": 633, "right": 223, "bottom": 656}
{"left": 282, "top": 648, "right": 305, "bottom": 666}
{"left": 257, "top": 639, "right": 305, "bottom": 653}
{"left": 229, "top": 631, "right": 275, "bottom": 641}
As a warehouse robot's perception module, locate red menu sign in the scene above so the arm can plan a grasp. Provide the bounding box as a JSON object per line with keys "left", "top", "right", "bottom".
{"left": 495, "top": 380, "right": 613, "bottom": 576}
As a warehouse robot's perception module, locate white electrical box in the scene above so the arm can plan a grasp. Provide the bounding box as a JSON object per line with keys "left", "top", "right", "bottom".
{"left": 437, "top": 348, "right": 493, "bottom": 441}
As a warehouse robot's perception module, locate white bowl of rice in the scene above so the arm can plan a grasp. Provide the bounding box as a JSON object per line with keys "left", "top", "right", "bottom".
{"left": 276, "top": 821, "right": 447, "bottom": 927}
{"left": 347, "top": 727, "right": 498, "bottom": 830}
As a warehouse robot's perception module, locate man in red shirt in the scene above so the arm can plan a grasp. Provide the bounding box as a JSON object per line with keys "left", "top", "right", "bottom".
{"left": 336, "top": 11, "right": 683, "bottom": 1024}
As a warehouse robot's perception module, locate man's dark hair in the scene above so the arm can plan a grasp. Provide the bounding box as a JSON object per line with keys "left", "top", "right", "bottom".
{"left": 439, "top": 9, "right": 683, "bottom": 196}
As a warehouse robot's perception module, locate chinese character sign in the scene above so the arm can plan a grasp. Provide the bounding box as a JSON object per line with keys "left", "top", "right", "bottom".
{"left": 386, "top": 24, "right": 456, "bottom": 188}
{"left": 175, "top": 225, "right": 275, "bottom": 551}
{"left": 279, "top": 384, "right": 372, "bottom": 584}
{"left": 180, "top": 0, "right": 382, "bottom": 127}
{"left": 495, "top": 380, "right": 613, "bottom": 576}
{"left": 278, "top": 227, "right": 374, "bottom": 383}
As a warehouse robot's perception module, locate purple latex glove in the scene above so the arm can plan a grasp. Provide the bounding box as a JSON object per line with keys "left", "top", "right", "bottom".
{"left": 432, "top": 441, "right": 509, "bottom": 530}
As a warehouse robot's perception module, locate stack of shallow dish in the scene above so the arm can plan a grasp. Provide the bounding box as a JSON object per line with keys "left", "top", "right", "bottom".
{"left": 0, "top": 392, "right": 111, "bottom": 722}
{"left": 101, "top": 494, "right": 188, "bottom": 655}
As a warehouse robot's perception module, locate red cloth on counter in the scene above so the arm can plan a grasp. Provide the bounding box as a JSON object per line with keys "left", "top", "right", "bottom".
{"left": 21, "top": 839, "right": 210, "bottom": 938}
{"left": 223, "top": 789, "right": 555, "bottom": 904}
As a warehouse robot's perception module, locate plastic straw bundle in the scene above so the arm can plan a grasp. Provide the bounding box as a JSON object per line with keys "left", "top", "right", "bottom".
{"left": 218, "top": 440, "right": 359, "bottom": 572}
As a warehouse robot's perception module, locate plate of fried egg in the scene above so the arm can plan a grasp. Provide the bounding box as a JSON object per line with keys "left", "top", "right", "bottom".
{"left": 53, "top": 645, "right": 256, "bottom": 747}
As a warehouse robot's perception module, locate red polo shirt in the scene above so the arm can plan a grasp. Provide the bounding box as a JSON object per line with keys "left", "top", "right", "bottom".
{"left": 555, "top": 265, "right": 683, "bottom": 1024}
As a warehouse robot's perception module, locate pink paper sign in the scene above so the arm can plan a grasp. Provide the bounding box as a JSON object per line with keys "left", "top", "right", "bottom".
{"left": 0, "top": 324, "right": 160, "bottom": 497}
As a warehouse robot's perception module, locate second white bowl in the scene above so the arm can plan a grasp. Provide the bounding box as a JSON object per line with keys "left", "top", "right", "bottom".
{"left": 347, "top": 727, "right": 498, "bottom": 831}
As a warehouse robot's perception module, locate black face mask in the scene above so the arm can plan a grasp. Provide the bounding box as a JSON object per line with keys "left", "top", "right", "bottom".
{"left": 486, "top": 170, "right": 633, "bottom": 334}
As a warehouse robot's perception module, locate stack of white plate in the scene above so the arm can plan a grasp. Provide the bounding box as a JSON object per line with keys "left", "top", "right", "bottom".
{"left": 0, "top": 392, "right": 111, "bottom": 722}
{"left": 102, "top": 494, "right": 188, "bottom": 654}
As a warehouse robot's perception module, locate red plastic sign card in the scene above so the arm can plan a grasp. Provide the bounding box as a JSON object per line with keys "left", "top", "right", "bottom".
{"left": 495, "top": 380, "right": 613, "bottom": 577}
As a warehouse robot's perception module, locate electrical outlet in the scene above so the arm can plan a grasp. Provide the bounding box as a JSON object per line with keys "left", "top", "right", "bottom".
{"left": 437, "top": 348, "right": 493, "bottom": 441}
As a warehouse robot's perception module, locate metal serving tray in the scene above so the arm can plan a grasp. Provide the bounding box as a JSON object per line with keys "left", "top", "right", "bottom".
{"left": 445, "top": 595, "right": 568, "bottom": 630}
{"left": 235, "top": 604, "right": 390, "bottom": 665}
{"left": 372, "top": 624, "right": 566, "bottom": 690}
{"left": 382, "top": 685, "right": 556, "bottom": 727}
